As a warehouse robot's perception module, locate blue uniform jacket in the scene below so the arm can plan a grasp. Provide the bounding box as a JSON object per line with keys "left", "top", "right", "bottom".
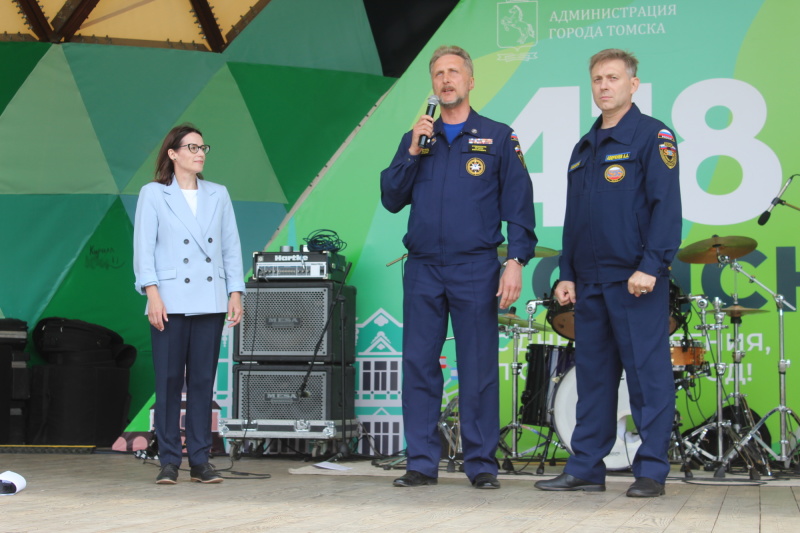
{"left": 559, "top": 104, "right": 682, "bottom": 283}
{"left": 380, "top": 108, "right": 537, "bottom": 265}
{"left": 133, "top": 178, "right": 245, "bottom": 314}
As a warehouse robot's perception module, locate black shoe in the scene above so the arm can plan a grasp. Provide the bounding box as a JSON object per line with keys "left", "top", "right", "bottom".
{"left": 472, "top": 472, "right": 500, "bottom": 489}
{"left": 534, "top": 472, "right": 606, "bottom": 492}
{"left": 190, "top": 463, "right": 223, "bottom": 484}
{"left": 626, "top": 477, "right": 665, "bottom": 497}
{"left": 155, "top": 464, "right": 178, "bottom": 485}
{"left": 393, "top": 470, "right": 438, "bottom": 487}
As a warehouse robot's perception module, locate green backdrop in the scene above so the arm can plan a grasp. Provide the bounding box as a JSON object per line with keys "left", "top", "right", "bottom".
{"left": 2, "top": 0, "right": 799, "bottom": 462}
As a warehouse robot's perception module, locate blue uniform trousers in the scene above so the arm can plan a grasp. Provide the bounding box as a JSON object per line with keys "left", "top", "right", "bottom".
{"left": 151, "top": 313, "right": 225, "bottom": 467}
{"left": 401, "top": 257, "right": 500, "bottom": 482}
{"left": 564, "top": 279, "right": 674, "bottom": 484}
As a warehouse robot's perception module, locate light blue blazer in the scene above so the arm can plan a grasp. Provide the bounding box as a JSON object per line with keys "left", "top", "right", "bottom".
{"left": 133, "top": 178, "right": 246, "bottom": 314}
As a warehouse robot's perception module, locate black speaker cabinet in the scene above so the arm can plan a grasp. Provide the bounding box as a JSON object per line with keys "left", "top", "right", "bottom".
{"left": 233, "top": 363, "right": 354, "bottom": 421}
{"left": 235, "top": 281, "right": 356, "bottom": 363}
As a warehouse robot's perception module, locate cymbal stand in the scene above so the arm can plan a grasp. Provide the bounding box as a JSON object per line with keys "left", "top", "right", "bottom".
{"left": 711, "top": 297, "right": 730, "bottom": 469}
{"left": 680, "top": 296, "right": 734, "bottom": 474}
{"left": 719, "top": 258, "right": 800, "bottom": 470}
{"left": 702, "top": 255, "right": 770, "bottom": 477}
{"left": 498, "top": 302, "right": 552, "bottom": 472}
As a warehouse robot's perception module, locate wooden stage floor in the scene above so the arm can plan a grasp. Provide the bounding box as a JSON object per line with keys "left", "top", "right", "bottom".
{"left": 1, "top": 452, "right": 799, "bottom": 532}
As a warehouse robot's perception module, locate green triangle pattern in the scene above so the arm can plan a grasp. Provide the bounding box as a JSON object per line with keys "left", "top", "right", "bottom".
{"left": 231, "top": 199, "right": 288, "bottom": 264}
{"left": 0, "top": 42, "right": 51, "bottom": 116}
{"left": 0, "top": 194, "right": 116, "bottom": 322}
{"left": 124, "top": 64, "right": 286, "bottom": 204}
{"left": 229, "top": 62, "right": 393, "bottom": 207}
{"left": 35, "top": 198, "right": 154, "bottom": 418}
{"left": 0, "top": 46, "right": 115, "bottom": 195}
{"left": 64, "top": 43, "right": 226, "bottom": 192}
{"left": 223, "top": 0, "right": 382, "bottom": 75}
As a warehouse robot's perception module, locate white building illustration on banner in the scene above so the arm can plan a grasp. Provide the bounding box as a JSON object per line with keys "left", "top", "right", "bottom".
{"left": 355, "top": 308, "right": 404, "bottom": 455}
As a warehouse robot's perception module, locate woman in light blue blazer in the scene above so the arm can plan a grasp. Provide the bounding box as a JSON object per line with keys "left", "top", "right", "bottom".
{"left": 133, "top": 124, "right": 245, "bottom": 485}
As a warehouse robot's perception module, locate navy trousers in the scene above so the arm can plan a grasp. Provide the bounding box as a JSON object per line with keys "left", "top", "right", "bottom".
{"left": 564, "top": 279, "right": 674, "bottom": 484}
{"left": 151, "top": 313, "right": 225, "bottom": 467}
{"left": 401, "top": 257, "right": 500, "bottom": 482}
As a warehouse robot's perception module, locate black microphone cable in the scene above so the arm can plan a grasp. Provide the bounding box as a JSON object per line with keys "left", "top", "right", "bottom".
{"left": 296, "top": 262, "right": 353, "bottom": 399}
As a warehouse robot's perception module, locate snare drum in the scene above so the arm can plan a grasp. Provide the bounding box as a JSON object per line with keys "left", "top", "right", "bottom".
{"left": 670, "top": 340, "right": 706, "bottom": 370}
{"left": 520, "top": 344, "right": 574, "bottom": 426}
{"left": 551, "top": 368, "right": 641, "bottom": 471}
{"left": 545, "top": 280, "right": 575, "bottom": 340}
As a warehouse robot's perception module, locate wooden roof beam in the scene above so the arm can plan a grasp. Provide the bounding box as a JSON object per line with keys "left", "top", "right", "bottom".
{"left": 52, "top": 0, "right": 101, "bottom": 42}
{"left": 14, "top": 0, "right": 55, "bottom": 42}
{"left": 189, "top": 0, "right": 225, "bottom": 53}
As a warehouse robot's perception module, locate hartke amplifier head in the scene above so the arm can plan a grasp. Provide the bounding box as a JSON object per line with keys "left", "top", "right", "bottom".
{"left": 235, "top": 281, "right": 356, "bottom": 363}
{"left": 232, "top": 364, "right": 354, "bottom": 421}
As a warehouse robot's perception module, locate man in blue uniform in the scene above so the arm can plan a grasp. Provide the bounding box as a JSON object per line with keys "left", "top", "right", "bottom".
{"left": 381, "top": 45, "right": 537, "bottom": 490}
{"left": 535, "top": 49, "right": 682, "bottom": 497}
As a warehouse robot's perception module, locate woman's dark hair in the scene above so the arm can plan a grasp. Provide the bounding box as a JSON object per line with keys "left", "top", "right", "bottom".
{"left": 154, "top": 123, "right": 205, "bottom": 184}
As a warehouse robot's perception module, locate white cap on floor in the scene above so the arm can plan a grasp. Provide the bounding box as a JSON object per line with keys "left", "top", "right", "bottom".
{"left": 0, "top": 471, "right": 26, "bottom": 495}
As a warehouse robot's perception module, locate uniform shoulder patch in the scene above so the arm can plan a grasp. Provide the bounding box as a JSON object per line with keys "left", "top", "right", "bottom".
{"left": 514, "top": 145, "right": 526, "bottom": 170}
{"left": 657, "top": 129, "right": 674, "bottom": 141}
{"left": 659, "top": 142, "right": 678, "bottom": 169}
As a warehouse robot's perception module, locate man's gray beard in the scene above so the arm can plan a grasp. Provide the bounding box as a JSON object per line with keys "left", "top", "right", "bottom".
{"left": 439, "top": 96, "right": 464, "bottom": 109}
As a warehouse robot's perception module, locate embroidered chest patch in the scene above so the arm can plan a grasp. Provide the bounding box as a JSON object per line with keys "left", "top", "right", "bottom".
{"left": 604, "top": 164, "right": 626, "bottom": 182}
{"left": 466, "top": 157, "right": 485, "bottom": 176}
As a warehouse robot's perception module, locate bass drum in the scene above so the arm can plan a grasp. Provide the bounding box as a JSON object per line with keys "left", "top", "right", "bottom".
{"left": 552, "top": 368, "right": 641, "bottom": 471}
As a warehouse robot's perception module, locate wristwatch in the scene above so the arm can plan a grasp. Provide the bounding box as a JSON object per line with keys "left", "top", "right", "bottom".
{"left": 503, "top": 257, "right": 525, "bottom": 267}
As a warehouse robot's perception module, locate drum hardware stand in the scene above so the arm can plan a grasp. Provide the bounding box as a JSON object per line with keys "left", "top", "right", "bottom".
{"left": 671, "top": 323, "right": 702, "bottom": 478}
{"left": 679, "top": 296, "right": 739, "bottom": 475}
{"left": 498, "top": 300, "right": 556, "bottom": 473}
{"left": 718, "top": 258, "right": 800, "bottom": 471}
{"left": 438, "top": 395, "right": 462, "bottom": 473}
{"left": 712, "top": 265, "right": 773, "bottom": 477}
{"left": 669, "top": 408, "right": 694, "bottom": 478}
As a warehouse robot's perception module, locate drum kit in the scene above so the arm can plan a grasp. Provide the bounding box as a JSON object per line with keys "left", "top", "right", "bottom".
{"left": 493, "top": 235, "right": 800, "bottom": 478}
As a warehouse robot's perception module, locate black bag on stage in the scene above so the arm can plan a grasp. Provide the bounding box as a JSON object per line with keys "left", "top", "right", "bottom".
{"left": 32, "top": 317, "right": 136, "bottom": 368}
{"left": 43, "top": 344, "right": 137, "bottom": 369}
{"left": 33, "top": 317, "right": 123, "bottom": 354}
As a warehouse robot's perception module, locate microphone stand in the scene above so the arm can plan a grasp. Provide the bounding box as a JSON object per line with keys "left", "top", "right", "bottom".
{"left": 760, "top": 173, "right": 800, "bottom": 224}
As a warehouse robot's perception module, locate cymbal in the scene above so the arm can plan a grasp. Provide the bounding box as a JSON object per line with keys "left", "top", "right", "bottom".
{"left": 720, "top": 305, "right": 769, "bottom": 317}
{"left": 498, "top": 313, "right": 546, "bottom": 330}
{"left": 497, "top": 244, "right": 560, "bottom": 259}
{"left": 677, "top": 235, "right": 757, "bottom": 264}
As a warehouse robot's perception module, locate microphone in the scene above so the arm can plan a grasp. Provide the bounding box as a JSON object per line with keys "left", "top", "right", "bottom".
{"left": 418, "top": 95, "right": 439, "bottom": 147}
{"left": 758, "top": 175, "right": 794, "bottom": 225}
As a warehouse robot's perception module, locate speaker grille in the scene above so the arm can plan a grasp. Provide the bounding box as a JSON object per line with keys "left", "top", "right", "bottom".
{"left": 233, "top": 364, "right": 354, "bottom": 420}
{"left": 236, "top": 281, "right": 356, "bottom": 363}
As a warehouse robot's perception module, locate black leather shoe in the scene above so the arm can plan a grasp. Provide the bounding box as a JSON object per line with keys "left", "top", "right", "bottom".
{"left": 393, "top": 470, "right": 438, "bottom": 487}
{"left": 472, "top": 472, "right": 500, "bottom": 489}
{"left": 190, "top": 463, "right": 223, "bottom": 484}
{"left": 156, "top": 464, "right": 178, "bottom": 485}
{"left": 534, "top": 472, "right": 605, "bottom": 492}
{"left": 626, "top": 477, "right": 665, "bottom": 497}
